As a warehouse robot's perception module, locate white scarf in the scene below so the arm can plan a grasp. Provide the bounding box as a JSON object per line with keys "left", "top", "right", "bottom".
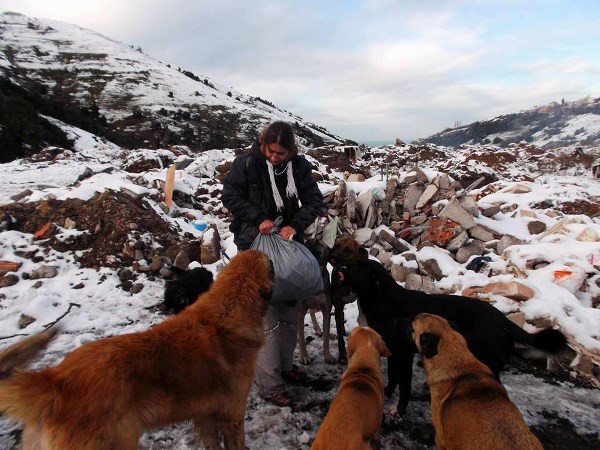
{"left": 266, "top": 160, "right": 298, "bottom": 211}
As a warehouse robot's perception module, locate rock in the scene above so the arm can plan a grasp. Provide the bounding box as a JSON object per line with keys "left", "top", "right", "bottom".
{"left": 346, "top": 190, "right": 357, "bottom": 222}
{"left": 403, "top": 185, "right": 424, "bottom": 213}
{"left": 390, "top": 264, "right": 416, "bottom": 282}
{"left": 462, "top": 281, "right": 535, "bottom": 301}
{"left": 347, "top": 173, "right": 365, "bottom": 182}
{"left": 445, "top": 230, "right": 469, "bottom": 252}
{"left": 200, "top": 224, "right": 221, "bottom": 265}
{"left": 405, "top": 274, "right": 437, "bottom": 293}
{"left": 0, "top": 274, "right": 19, "bottom": 287}
{"left": 456, "top": 240, "right": 486, "bottom": 264}
{"left": 481, "top": 205, "right": 501, "bottom": 217}
{"left": 421, "top": 217, "right": 462, "bottom": 247}
{"left": 354, "top": 228, "right": 375, "bottom": 246}
{"left": 379, "top": 229, "right": 410, "bottom": 253}
{"left": 418, "top": 258, "right": 444, "bottom": 281}
{"left": 356, "top": 190, "right": 374, "bottom": 220}
{"left": 130, "top": 283, "right": 144, "bottom": 294}
{"left": 173, "top": 250, "right": 191, "bottom": 270}
{"left": 30, "top": 265, "right": 59, "bottom": 279}
{"left": 439, "top": 198, "right": 476, "bottom": 229}
{"left": 18, "top": 314, "right": 36, "bottom": 329}
{"left": 416, "top": 184, "right": 439, "bottom": 209}
{"left": 468, "top": 225, "right": 496, "bottom": 242}
{"left": 497, "top": 235, "right": 524, "bottom": 254}
{"left": 527, "top": 220, "right": 547, "bottom": 235}
{"left": 458, "top": 195, "right": 479, "bottom": 216}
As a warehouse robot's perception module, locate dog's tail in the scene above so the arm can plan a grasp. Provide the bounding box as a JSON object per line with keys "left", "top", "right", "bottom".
{"left": 0, "top": 327, "right": 59, "bottom": 423}
{"left": 508, "top": 321, "right": 567, "bottom": 354}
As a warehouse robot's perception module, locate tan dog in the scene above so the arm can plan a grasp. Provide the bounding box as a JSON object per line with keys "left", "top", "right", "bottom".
{"left": 0, "top": 250, "right": 273, "bottom": 450}
{"left": 412, "top": 313, "right": 543, "bottom": 450}
{"left": 311, "top": 327, "right": 391, "bottom": 450}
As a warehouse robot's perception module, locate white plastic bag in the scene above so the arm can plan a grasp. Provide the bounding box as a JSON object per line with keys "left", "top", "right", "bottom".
{"left": 251, "top": 232, "right": 324, "bottom": 303}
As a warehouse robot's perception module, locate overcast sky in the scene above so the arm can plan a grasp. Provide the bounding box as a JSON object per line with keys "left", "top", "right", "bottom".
{"left": 2, "top": 0, "right": 600, "bottom": 143}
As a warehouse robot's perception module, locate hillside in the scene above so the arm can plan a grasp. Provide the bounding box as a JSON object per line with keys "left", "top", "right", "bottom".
{"left": 0, "top": 12, "right": 345, "bottom": 161}
{"left": 419, "top": 97, "right": 600, "bottom": 149}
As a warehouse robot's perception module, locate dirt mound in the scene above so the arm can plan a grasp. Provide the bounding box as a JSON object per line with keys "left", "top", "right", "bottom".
{"left": 1, "top": 190, "right": 195, "bottom": 269}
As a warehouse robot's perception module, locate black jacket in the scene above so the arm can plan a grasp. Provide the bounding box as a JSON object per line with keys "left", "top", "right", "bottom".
{"left": 222, "top": 141, "right": 324, "bottom": 250}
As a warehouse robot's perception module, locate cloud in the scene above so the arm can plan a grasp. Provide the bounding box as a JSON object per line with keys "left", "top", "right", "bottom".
{"left": 3, "top": 0, "right": 600, "bottom": 141}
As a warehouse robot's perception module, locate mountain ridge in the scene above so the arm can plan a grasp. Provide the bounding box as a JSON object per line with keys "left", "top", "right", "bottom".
{"left": 0, "top": 11, "right": 347, "bottom": 161}
{"left": 418, "top": 96, "right": 600, "bottom": 148}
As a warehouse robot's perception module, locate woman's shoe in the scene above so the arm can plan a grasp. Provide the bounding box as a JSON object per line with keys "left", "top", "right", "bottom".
{"left": 262, "top": 391, "right": 293, "bottom": 407}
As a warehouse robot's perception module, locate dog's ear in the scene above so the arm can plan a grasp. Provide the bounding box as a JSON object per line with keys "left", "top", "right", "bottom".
{"left": 419, "top": 332, "right": 440, "bottom": 359}
{"left": 377, "top": 338, "right": 392, "bottom": 357}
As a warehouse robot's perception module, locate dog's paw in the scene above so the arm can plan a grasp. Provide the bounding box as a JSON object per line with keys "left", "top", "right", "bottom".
{"left": 324, "top": 353, "right": 337, "bottom": 364}
{"left": 298, "top": 356, "right": 312, "bottom": 365}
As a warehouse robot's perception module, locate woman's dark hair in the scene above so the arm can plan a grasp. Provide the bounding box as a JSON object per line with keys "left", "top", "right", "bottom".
{"left": 258, "top": 121, "right": 298, "bottom": 155}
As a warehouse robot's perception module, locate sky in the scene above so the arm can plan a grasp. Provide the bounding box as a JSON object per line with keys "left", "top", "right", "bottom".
{"left": 1, "top": 0, "right": 600, "bottom": 143}
{"left": 0, "top": 130, "right": 599, "bottom": 447}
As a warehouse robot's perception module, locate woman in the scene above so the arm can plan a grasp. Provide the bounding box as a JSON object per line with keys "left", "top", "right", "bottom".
{"left": 222, "top": 121, "right": 324, "bottom": 407}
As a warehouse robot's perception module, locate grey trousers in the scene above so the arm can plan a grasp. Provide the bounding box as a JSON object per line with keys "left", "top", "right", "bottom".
{"left": 255, "top": 300, "right": 301, "bottom": 396}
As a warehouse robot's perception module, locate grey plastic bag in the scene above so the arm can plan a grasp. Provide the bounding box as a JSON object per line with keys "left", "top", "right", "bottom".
{"left": 250, "top": 232, "right": 324, "bottom": 303}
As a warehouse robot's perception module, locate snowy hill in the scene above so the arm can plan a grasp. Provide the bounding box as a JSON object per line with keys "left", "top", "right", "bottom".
{"left": 419, "top": 96, "right": 600, "bottom": 149}
{"left": 0, "top": 11, "right": 344, "bottom": 161}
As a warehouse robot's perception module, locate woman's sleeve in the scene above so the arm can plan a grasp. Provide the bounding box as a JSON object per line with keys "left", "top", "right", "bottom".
{"left": 289, "top": 158, "right": 325, "bottom": 232}
{"left": 222, "top": 157, "right": 267, "bottom": 225}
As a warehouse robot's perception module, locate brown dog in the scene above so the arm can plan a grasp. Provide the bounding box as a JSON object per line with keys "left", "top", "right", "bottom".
{"left": 311, "top": 327, "right": 391, "bottom": 450}
{"left": 0, "top": 250, "right": 273, "bottom": 450}
{"left": 412, "top": 313, "right": 543, "bottom": 450}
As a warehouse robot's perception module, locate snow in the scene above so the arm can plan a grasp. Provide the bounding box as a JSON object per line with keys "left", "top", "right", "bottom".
{"left": 1, "top": 135, "right": 600, "bottom": 448}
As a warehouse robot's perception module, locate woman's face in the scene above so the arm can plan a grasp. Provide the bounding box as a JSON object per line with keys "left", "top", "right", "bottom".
{"left": 263, "top": 143, "right": 290, "bottom": 166}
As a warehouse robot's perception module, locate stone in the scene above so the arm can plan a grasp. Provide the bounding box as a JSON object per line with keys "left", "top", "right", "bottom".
{"left": 405, "top": 274, "right": 437, "bottom": 293}
{"left": 0, "top": 274, "right": 19, "bottom": 287}
{"left": 354, "top": 228, "right": 375, "bottom": 245}
{"left": 390, "top": 264, "right": 416, "bottom": 282}
{"left": 481, "top": 205, "right": 501, "bottom": 217}
{"left": 462, "top": 281, "right": 535, "bottom": 301}
{"left": 346, "top": 189, "right": 357, "bottom": 222}
{"left": 418, "top": 259, "right": 444, "bottom": 281}
{"left": 356, "top": 190, "right": 374, "bottom": 221}
{"left": 439, "top": 198, "right": 476, "bottom": 229}
{"left": 421, "top": 217, "right": 462, "bottom": 247}
{"left": 497, "top": 235, "right": 524, "bottom": 254}
{"left": 403, "top": 185, "right": 424, "bottom": 213}
{"left": 347, "top": 173, "right": 365, "bottom": 182}
{"left": 468, "top": 225, "right": 496, "bottom": 242}
{"left": 30, "top": 265, "right": 58, "bottom": 279}
{"left": 458, "top": 195, "right": 479, "bottom": 216}
{"left": 456, "top": 240, "right": 486, "bottom": 264}
{"left": 173, "top": 250, "right": 191, "bottom": 271}
{"left": 200, "top": 224, "right": 221, "bottom": 265}
{"left": 416, "top": 184, "right": 439, "bottom": 209}
{"left": 379, "top": 229, "right": 410, "bottom": 253}
{"left": 445, "top": 230, "right": 469, "bottom": 252}
{"left": 527, "top": 220, "right": 547, "bottom": 235}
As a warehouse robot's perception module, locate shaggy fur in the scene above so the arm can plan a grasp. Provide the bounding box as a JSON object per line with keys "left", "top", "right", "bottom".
{"left": 413, "top": 314, "right": 543, "bottom": 450}
{"left": 163, "top": 266, "right": 214, "bottom": 314}
{"left": 311, "top": 327, "right": 390, "bottom": 450}
{"left": 335, "top": 258, "right": 567, "bottom": 415}
{"left": 0, "top": 250, "right": 273, "bottom": 450}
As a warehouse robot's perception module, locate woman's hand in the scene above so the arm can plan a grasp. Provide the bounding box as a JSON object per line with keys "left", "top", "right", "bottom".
{"left": 259, "top": 219, "right": 275, "bottom": 235}
{"left": 279, "top": 226, "right": 297, "bottom": 240}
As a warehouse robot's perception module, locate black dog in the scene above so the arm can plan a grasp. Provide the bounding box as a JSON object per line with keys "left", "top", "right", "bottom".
{"left": 335, "top": 258, "right": 567, "bottom": 415}
{"left": 163, "top": 266, "right": 214, "bottom": 314}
